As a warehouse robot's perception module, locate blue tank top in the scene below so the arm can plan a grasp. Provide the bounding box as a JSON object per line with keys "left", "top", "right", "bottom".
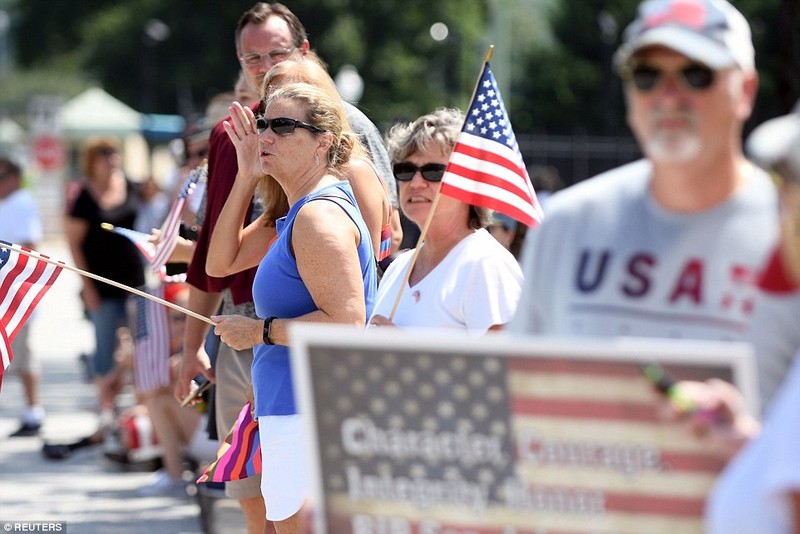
{"left": 251, "top": 181, "right": 376, "bottom": 416}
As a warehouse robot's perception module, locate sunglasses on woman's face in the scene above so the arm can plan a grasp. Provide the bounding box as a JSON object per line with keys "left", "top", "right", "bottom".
{"left": 255, "top": 116, "right": 325, "bottom": 136}
{"left": 625, "top": 63, "right": 716, "bottom": 92}
{"left": 392, "top": 162, "right": 448, "bottom": 182}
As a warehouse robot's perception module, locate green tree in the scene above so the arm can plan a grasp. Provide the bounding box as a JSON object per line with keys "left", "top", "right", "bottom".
{"left": 510, "top": 0, "right": 799, "bottom": 135}
{"left": 9, "top": 0, "right": 487, "bottom": 126}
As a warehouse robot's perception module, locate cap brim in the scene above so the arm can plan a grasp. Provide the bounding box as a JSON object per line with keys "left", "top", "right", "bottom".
{"left": 615, "top": 26, "right": 736, "bottom": 70}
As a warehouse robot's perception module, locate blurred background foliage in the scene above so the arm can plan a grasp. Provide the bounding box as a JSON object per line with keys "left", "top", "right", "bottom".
{"left": 1, "top": 0, "right": 797, "bottom": 135}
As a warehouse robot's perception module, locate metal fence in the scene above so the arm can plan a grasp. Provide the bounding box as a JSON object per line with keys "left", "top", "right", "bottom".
{"left": 518, "top": 133, "right": 642, "bottom": 187}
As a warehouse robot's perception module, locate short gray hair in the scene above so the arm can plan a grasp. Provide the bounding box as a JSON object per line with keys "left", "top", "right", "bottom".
{"left": 386, "top": 108, "right": 492, "bottom": 229}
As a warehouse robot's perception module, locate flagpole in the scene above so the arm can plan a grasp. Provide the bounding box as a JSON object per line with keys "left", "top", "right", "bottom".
{"left": 387, "top": 45, "right": 495, "bottom": 322}
{"left": 0, "top": 242, "right": 216, "bottom": 326}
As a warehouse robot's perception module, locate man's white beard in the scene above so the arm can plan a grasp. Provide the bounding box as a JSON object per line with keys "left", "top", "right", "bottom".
{"left": 644, "top": 131, "right": 702, "bottom": 164}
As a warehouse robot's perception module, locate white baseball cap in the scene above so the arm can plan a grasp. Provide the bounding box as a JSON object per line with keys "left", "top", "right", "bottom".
{"left": 615, "top": 0, "right": 755, "bottom": 71}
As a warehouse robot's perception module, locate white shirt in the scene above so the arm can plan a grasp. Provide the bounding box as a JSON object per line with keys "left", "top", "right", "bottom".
{"left": 0, "top": 188, "right": 43, "bottom": 245}
{"left": 370, "top": 229, "right": 523, "bottom": 336}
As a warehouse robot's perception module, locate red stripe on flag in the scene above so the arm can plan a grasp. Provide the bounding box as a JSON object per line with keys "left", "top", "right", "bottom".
{"left": 451, "top": 141, "right": 526, "bottom": 180}
{"left": 512, "top": 396, "right": 660, "bottom": 423}
{"left": 151, "top": 197, "right": 186, "bottom": 271}
{"left": 0, "top": 244, "right": 62, "bottom": 375}
{"left": 438, "top": 62, "right": 543, "bottom": 228}
{"left": 604, "top": 490, "right": 706, "bottom": 517}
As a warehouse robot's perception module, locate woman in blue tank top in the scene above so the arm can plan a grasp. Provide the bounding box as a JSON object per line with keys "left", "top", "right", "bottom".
{"left": 209, "top": 83, "right": 376, "bottom": 532}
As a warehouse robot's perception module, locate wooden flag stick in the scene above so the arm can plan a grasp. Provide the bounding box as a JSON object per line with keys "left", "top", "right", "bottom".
{"left": 387, "top": 45, "right": 495, "bottom": 322}
{"left": 387, "top": 192, "right": 442, "bottom": 321}
{"left": 0, "top": 242, "right": 216, "bottom": 326}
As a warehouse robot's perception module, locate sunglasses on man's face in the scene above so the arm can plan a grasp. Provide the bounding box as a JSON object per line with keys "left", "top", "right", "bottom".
{"left": 255, "top": 117, "right": 325, "bottom": 136}
{"left": 625, "top": 63, "right": 716, "bottom": 92}
{"left": 392, "top": 162, "right": 448, "bottom": 182}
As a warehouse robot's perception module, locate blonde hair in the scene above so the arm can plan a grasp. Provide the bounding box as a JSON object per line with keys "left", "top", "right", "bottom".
{"left": 257, "top": 59, "right": 370, "bottom": 225}
{"left": 258, "top": 82, "right": 359, "bottom": 225}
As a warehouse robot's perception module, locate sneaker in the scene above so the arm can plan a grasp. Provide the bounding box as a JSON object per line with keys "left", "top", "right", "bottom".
{"left": 9, "top": 422, "right": 41, "bottom": 437}
{"left": 136, "top": 469, "right": 187, "bottom": 497}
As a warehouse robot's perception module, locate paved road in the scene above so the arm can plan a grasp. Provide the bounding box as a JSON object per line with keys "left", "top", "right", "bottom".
{"left": 0, "top": 238, "right": 245, "bottom": 534}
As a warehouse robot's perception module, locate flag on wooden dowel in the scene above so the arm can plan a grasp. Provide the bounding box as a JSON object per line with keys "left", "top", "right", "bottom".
{"left": 440, "top": 61, "right": 543, "bottom": 227}
{"left": 0, "top": 242, "right": 63, "bottom": 391}
{"left": 150, "top": 162, "right": 206, "bottom": 272}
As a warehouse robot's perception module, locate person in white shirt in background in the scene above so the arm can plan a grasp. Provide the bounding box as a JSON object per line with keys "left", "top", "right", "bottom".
{"left": 0, "top": 157, "right": 46, "bottom": 437}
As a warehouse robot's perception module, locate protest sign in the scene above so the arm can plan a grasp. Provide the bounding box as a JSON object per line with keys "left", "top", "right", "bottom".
{"left": 290, "top": 326, "right": 757, "bottom": 534}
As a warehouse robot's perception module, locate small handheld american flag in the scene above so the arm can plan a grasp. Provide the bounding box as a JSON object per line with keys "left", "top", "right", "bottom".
{"left": 0, "top": 242, "right": 63, "bottom": 392}
{"left": 150, "top": 161, "right": 208, "bottom": 272}
{"left": 440, "top": 59, "right": 543, "bottom": 227}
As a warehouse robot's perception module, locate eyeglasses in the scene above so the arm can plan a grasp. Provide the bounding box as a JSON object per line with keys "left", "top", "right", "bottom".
{"left": 97, "top": 148, "right": 118, "bottom": 157}
{"left": 256, "top": 116, "right": 325, "bottom": 136}
{"left": 623, "top": 63, "right": 716, "bottom": 92}
{"left": 393, "top": 162, "right": 448, "bottom": 182}
{"left": 239, "top": 47, "right": 296, "bottom": 67}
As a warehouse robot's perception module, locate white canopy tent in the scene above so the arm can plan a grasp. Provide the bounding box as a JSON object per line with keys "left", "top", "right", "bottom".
{"left": 58, "top": 87, "right": 142, "bottom": 140}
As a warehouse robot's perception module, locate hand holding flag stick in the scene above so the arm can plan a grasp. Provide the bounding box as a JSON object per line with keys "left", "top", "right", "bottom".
{"left": 0, "top": 242, "right": 215, "bottom": 326}
{"left": 388, "top": 46, "right": 543, "bottom": 320}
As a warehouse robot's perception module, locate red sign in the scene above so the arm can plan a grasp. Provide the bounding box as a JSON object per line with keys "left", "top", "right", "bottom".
{"left": 33, "top": 136, "right": 65, "bottom": 171}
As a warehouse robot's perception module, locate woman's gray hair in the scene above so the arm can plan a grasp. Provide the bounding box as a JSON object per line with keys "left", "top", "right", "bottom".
{"left": 386, "top": 108, "right": 492, "bottom": 229}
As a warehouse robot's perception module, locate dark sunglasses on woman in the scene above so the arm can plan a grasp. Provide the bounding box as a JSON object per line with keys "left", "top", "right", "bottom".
{"left": 392, "top": 162, "right": 448, "bottom": 182}
{"left": 255, "top": 117, "right": 325, "bottom": 136}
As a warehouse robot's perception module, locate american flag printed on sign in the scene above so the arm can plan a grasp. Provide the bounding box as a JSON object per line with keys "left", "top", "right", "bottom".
{"left": 306, "top": 347, "right": 729, "bottom": 533}
{"left": 0, "top": 242, "right": 63, "bottom": 391}
{"left": 440, "top": 62, "right": 543, "bottom": 227}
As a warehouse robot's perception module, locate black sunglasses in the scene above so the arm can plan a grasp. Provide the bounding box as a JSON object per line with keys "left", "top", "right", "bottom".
{"left": 255, "top": 116, "right": 325, "bottom": 136}
{"left": 392, "top": 162, "right": 448, "bottom": 182}
{"left": 625, "top": 63, "right": 715, "bottom": 92}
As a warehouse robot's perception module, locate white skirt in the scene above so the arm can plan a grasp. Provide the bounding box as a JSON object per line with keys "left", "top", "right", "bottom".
{"left": 258, "top": 414, "right": 309, "bottom": 521}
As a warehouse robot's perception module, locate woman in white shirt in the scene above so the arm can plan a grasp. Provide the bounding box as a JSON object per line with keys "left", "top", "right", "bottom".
{"left": 369, "top": 108, "right": 523, "bottom": 335}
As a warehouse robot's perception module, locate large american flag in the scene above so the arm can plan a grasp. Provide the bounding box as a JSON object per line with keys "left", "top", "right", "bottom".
{"left": 440, "top": 62, "right": 543, "bottom": 227}
{"left": 150, "top": 162, "right": 207, "bottom": 272}
{"left": 0, "top": 242, "right": 63, "bottom": 391}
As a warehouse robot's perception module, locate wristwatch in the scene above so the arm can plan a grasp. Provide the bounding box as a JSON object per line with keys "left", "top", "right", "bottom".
{"left": 262, "top": 317, "right": 276, "bottom": 345}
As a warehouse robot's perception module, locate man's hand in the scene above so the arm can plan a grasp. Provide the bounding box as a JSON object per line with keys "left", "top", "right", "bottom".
{"left": 174, "top": 346, "right": 215, "bottom": 404}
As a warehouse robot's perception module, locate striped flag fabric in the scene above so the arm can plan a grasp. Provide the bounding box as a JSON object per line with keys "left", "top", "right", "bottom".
{"left": 0, "top": 242, "right": 63, "bottom": 391}
{"left": 132, "top": 285, "right": 171, "bottom": 392}
{"left": 440, "top": 62, "right": 543, "bottom": 227}
{"left": 197, "top": 402, "right": 261, "bottom": 483}
{"left": 101, "top": 224, "right": 156, "bottom": 263}
{"left": 150, "top": 162, "right": 206, "bottom": 272}
{"left": 99, "top": 225, "right": 187, "bottom": 284}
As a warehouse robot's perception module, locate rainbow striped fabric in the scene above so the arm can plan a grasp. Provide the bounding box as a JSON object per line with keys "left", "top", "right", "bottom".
{"left": 197, "top": 402, "right": 261, "bottom": 483}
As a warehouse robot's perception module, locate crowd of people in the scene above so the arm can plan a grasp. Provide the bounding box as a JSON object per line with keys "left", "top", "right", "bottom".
{"left": 3, "top": 0, "right": 800, "bottom": 532}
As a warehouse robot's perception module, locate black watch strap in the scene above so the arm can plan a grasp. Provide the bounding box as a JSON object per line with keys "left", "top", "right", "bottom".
{"left": 262, "top": 317, "right": 276, "bottom": 345}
